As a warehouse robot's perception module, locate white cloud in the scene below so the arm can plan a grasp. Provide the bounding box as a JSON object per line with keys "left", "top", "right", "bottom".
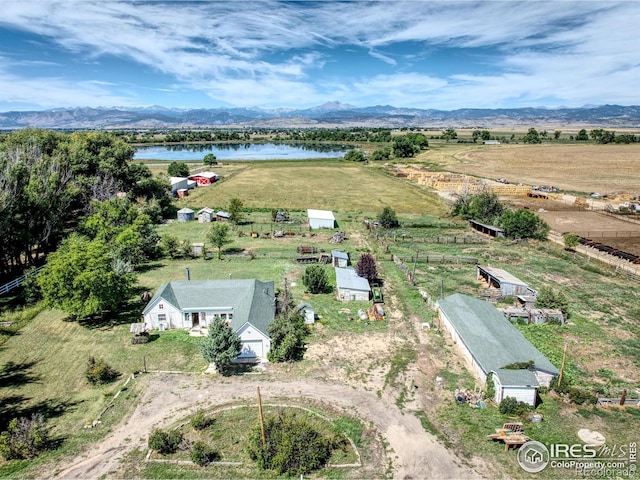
{"left": 0, "top": 1, "right": 637, "bottom": 109}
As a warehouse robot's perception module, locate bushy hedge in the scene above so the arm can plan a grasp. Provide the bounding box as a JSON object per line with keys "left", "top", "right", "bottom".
{"left": 247, "top": 411, "right": 341, "bottom": 476}
{"left": 0, "top": 414, "right": 50, "bottom": 460}
{"left": 499, "top": 397, "right": 532, "bottom": 416}
{"left": 85, "top": 356, "right": 119, "bottom": 385}
{"left": 190, "top": 410, "right": 212, "bottom": 430}
{"left": 191, "top": 441, "right": 217, "bottom": 466}
{"left": 148, "top": 428, "right": 183, "bottom": 454}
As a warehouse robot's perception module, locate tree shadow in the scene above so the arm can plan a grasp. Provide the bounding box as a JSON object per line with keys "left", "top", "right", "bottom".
{"left": 135, "top": 260, "right": 166, "bottom": 275}
{"left": 78, "top": 297, "right": 145, "bottom": 330}
{"left": 0, "top": 396, "right": 78, "bottom": 431}
{"left": 0, "top": 360, "right": 41, "bottom": 389}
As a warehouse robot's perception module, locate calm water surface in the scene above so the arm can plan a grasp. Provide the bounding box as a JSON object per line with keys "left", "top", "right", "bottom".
{"left": 134, "top": 143, "right": 351, "bottom": 161}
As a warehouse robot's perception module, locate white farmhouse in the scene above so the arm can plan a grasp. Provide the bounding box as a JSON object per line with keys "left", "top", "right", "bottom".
{"left": 142, "top": 279, "right": 275, "bottom": 361}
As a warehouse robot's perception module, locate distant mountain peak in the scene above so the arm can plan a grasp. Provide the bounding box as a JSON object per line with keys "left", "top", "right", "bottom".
{"left": 306, "top": 101, "right": 357, "bottom": 112}
{"left": 0, "top": 104, "right": 638, "bottom": 129}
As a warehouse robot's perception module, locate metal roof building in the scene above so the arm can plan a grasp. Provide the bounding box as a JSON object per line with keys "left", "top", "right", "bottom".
{"left": 438, "top": 293, "right": 558, "bottom": 405}
{"left": 477, "top": 265, "right": 535, "bottom": 297}
{"left": 307, "top": 209, "right": 336, "bottom": 229}
{"left": 335, "top": 267, "right": 370, "bottom": 301}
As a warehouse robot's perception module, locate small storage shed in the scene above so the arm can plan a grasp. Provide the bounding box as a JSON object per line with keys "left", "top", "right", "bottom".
{"left": 198, "top": 207, "right": 215, "bottom": 223}
{"left": 477, "top": 265, "right": 535, "bottom": 297}
{"left": 331, "top": 250, "right": 349, "bottom": 268}
{"left": 177, "top": 208, "right": 195, "bottom": 222}
{"left": 307, "top": 209, "right": 336, "bottom": 229}
{"left": 335, "top": 267, "right": 370, "bottom": 301}
{"left": 492, "top": 369, "right": 539, "bottom": 405}
{"left": 216, "top": 211, "right": 231, "bottom": 222}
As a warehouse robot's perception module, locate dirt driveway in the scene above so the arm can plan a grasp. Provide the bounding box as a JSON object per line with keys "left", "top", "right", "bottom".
{"left": 53, "top": 374, "right": 478, "bottom": 480}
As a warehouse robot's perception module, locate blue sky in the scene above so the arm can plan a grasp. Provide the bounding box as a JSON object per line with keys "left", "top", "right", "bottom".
{"left": 0, "top": 1, "right": 638, "bottom": 111}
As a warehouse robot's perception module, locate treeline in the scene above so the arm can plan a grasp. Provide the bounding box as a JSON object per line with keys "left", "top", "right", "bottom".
{"left": 0, "top": 128, "right": 171, "bottom": 280}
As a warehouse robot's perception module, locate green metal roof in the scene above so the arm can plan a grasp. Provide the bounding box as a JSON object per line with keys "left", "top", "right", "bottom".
{"left": 493, "top": 368, "right": 539, "bottom": 387}
{"left": 438, "top": 293, "right": 559, "bottom": 378}
{"left": 144, "top": 279, "right": 275, "bottom": 335}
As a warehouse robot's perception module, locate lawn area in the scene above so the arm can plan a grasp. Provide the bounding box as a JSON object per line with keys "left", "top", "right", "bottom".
{"left": 0, "top": 307, "right": 206, "bottom": 476}
{"left": 172, "top": 160, "right": 447, "bottom": 216}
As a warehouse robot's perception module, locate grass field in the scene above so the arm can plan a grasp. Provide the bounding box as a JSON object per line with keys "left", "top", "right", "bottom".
{"left": 173, "top": 161, "right": 447, "bottom": 216}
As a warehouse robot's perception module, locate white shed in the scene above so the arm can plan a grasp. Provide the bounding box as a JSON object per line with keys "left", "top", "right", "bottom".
{"left": 492, "top": 369, "right": 539, "bottom": 405}
{"left": 335, "top": 267, "right": 370, "bottom": 301}
{"left": 307, "top": 209, "right": 336, "bottom": 229}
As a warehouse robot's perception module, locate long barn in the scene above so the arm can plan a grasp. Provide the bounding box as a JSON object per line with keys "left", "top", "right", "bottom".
{"left": 438, "top": 293, "right": 558, "bottom": 405}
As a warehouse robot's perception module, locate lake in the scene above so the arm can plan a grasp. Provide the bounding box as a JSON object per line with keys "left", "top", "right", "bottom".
{"left": 134, "top": 142, "right": 351, "bottom": 161}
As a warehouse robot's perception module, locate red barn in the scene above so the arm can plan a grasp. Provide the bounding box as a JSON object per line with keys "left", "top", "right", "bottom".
{"left": 188, "top": 171, "right": 218, "bottom": 186}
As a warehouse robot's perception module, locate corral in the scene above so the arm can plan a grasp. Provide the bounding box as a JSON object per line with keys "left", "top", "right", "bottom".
{"left": 536, "top": 209, "right": 640, "bottom": 257}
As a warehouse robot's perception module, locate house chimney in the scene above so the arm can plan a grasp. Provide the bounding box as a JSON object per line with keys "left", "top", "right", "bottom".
{"left": 186, "top": 267, "right": 190, "bottom": 281}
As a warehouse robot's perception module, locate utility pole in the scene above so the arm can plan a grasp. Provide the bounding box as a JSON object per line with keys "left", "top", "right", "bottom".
{"left": 557, "top": 342, "right": 568, "bottom": 389}
{"left": 257, "top": 387, "right": 266, "bottom": 447}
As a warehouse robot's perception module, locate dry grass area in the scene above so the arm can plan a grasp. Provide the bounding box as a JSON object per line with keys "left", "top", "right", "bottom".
{"left": 422, "top": 143, "right": 640, "bottom": 195}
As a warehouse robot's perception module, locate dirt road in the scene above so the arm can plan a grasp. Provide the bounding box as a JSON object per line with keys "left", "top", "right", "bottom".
{"left": 54, "top": 374, "right": 478, "bottom": 480}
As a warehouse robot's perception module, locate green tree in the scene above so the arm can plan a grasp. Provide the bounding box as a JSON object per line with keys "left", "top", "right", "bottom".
{"left": 207, "top": 223, "right": 232, "bottom": 260}
{"left": 167, "top": 161, "right": 189, "bottom": 177}
{"left": 500, "top": 209, "right": 549, "bottom": 240}
{"left": 267, "top": 310, "right": 309, "bottom": 362}
{"left": 472, "top": 130, "right": 491, "bottom": 143}
{"left": 344, "top": 149, "right": 366, "bottom": 162}
{"left": 554, "top": 130, "right": 562, "bottom": 140}
{"left": 227, "top": 197, "right": 244, "bottom": 224}
{"left": 0, "top": 414, "right": 50, "bottom": 460}
{"left": 452, "top": 191, "right": 504, "bottom": 224}
{"left": 203, "top": 153, "right": 217, "bottom": 166}
{"left": 442, "top": 128, "right": 458, "bottom": 142}
{"left": 370, "top": 147, "right": 391, "bottom": 162}
{"left": 534, "top": 286, "right": 569, "bottom": 312}
{"left": 522, "top": 128, "right": 541, "bottom": 144}
{"left": 302, "top": 265, "right": 329, "bottom": 294}
{"left": 246, "top": 410, "right": 336, "bottom": 476}
{"left": 576, "top": 129, "right": 589, "bottom": 141}
{"left": 199, "top": 317, "right": 242, "bottom": 372}
{"left": 563, "top": 232, "right": 580, "bottom": 250}
{"left": 377, "top": 206, "right": 400, "bottom": 228}
{"left": 37, "top": 233, "right": 135, "bottom": 321}
{"left": 392, "top": 137, "right": 419, "bottom": 158}
{"left": 355, "top": 253, "right": 378, "bottom": 281}
{"left": 590, "top": 129, "right": 616, "bottom": 144}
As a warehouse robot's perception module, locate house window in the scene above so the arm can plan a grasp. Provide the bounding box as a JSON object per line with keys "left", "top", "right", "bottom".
{"left": 158, "top": 314, "right": 166, "bottom": 322}
{"left": 159, "top": 304, "right": 164, "bottom": 310}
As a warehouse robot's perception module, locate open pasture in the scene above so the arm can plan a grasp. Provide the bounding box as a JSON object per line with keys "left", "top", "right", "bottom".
{"left": 175, "top": 161, "right": 447, "bottom": 216}
{"left": 423, "top": 143, "right": 640, "bottom": 195}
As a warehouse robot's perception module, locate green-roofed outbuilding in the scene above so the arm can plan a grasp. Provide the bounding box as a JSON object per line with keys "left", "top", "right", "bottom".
{"left": 438, "top": 293, "right": 559, "bottom": 405}
{"left": 142, "top": 279, "right": 275, "bottom": 360}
